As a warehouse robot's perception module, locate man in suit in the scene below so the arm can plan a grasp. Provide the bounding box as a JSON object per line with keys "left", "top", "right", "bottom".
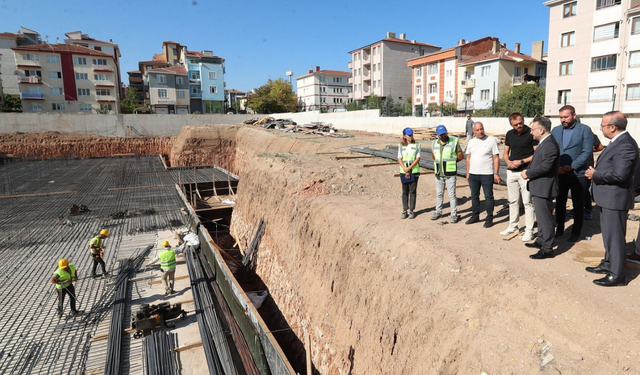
{"left": 585, "top": 111, "right": 639, "bottom": 287}
{"left": 551, "top": 105, "right": 593, "bottom": 243}
{"left": 521, "top": 116, "right": 560, "bottom": 259}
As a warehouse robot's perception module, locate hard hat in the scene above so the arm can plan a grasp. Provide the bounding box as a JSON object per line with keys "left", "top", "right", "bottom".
{"left": 100, "top": 229, "right": 109, "bottom": 237}
{"left": 161, "top": 240, "right": 170, "bottom": 247}
{"left": 436, "top": 125, "right": 448, "bottom": 135}
{"left": 402, "top": 127, "right": 413, "bottom": 136}
{"left": 58, "top": 259, "right": 69, "bottom": 268}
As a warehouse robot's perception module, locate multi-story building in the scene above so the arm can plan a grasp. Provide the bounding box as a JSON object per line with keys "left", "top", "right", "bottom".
{"left": 225, "top": 89, "right": 246, "bottom": 113}
{"left": 296, "top": 66, "right": 351, "bottom": 111}
{"left": 459, "top": 41, "right": 546, "bottom": 113}
{"left": 185, "top": 50, "right": 225, "bottom": 113}
{"left": 0, "top": 27, "right": 42, "bottom": 98}
{"left": 126, "top": 70, "right": 145, "bottom": 106}
{"left": 10, "top": 43, "right": 120, "bottom": 113}
{"left": 348, "top": 32, "right": 440, "bottom": 103}
{"left": 544, "top": 0, "right": 640, "bottom": 115}
{"left": 144, "top": 66, "right": 190, "bottom": 114}
{"left": 64, "top": 31, "right": 122, "bottom": 99}
{"left": 407, "top": 37, "right": 500, "bottom": 115}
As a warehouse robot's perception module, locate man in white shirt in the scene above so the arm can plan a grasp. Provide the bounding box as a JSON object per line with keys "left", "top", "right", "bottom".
{"left": 465, "top": 122, "right": 502, "bottom": 228}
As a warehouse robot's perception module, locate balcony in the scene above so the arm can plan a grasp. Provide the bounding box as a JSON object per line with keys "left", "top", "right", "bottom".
{"left": 17, "top": 61, "right": 41, "bottom": 69}
{"left": 18, "top": 76, "right": 42, "bottom": 84}
{"left": 363, "top": 54, "right": 370, "bottom": 65}
{"left": 461, "top": 79, "right": 475, "bottom": 88}
{"left": 348, "top": 61, "right": 352, "bottom": 69}
{"left": 348, "top": 77, "right": 353, "bottom": 84}
{"left": 189, "top": 78, "right": 201, "bottom": 84}
{"left": 92, "top": 64, "right": 113, "bottom": 71}
{"left": 20, "top": 93, "right": 45, "bottom": 100}
{"left": 457, "top": 100, "right": 474, "bottom": 110}
{"left": 94, "top": 81, "right": 115, "bottom": 87}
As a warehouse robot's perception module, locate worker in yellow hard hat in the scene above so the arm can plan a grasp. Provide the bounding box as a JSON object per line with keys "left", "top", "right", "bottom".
{"left": 146, "top": 240, "right": 184, "bottom": 295}
{"left": 89, "top": 229, "right": 110, "bottom": 278}
{"left": 51, "top": 259, "right": 81, "bottom": 318}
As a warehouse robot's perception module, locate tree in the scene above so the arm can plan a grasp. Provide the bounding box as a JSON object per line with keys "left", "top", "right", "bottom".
{"left": 120, "top": 87, "right": 140, "bottom": 114}
{"left": 246, "top": 78, "right": 297, "bottom": 114}
{"left": 0, "top": 94, "right": 22, "bottom": 112}
{"left": 493, "top": 84, "right": 545, "bottom": 117}
{"left": 366, "top": 94, "right": 382, "bottom": 109}
{"left": 346, "top": 101, "right": 362, "bottom": 111}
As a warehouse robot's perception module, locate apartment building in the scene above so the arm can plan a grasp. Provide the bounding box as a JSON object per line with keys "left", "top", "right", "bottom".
{"left": 544, "top": 0, "right": 640, "bottom": 115}
{"left": 145, "top": 66, "right": 190, "bottom": 114}
{"left": 126, "top": 70, "right": 145, "bottom": 106}
{"left": 349, "top": 32, "right": 440, "bottom": 103}
{"left": 296, "top": 66, "right": 351, "bottom": 111}
{"left": 0, "top": 27, "right": 42, "bottom": 97}
{"left": 225, "top": 89, "right": 246, "bottom": 113}
{"left": 185, "top": 50, "right": 225, "bottom": 113}
{"left": 459, "top": 41, "right": 546, "bottom": 112}
{"left": 10, "top": 44, "right": 119, "bottom": 113}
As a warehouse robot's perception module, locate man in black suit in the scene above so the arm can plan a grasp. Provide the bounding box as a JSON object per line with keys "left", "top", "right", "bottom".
{"left": 521, "top": 117, "right": 560, "bottom": 259}
{"left": 585, "top": 111, "right": 639, "bottom": 287}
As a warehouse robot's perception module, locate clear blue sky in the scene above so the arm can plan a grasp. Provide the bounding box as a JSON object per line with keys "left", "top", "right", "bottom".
{"left": 0, "top": 0, "right": 550, "bottom": 93}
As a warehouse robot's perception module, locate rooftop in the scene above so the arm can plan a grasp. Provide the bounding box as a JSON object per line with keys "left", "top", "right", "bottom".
{"left": 11, "top": 43, "right": 113, "bottom": 57}
{"left": 460, "top": 47, "right": 543, "bottom": 65}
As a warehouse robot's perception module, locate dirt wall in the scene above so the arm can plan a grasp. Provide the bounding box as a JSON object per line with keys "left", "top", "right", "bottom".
{"left": 170, "top": 125, "right": 238, "bottom": 171}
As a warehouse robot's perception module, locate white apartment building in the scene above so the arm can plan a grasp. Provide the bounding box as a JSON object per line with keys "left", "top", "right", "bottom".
{"left": 296, "top": 67, "right": 351, "bottom": 111}
{"left": 544, "top": 0, "right": 640, "bottom": 115}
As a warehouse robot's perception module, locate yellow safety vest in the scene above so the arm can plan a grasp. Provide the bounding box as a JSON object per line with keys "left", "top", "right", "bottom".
{"left": 54, "top": 264, "right": 76, "bottom": 290}
{"left": 159, "top": 249, "right": 176, "bottom": 271}
{"left": 432, "top": 137, "right": 459, "bottom": 177}
{"left": 399, "top": 143, "right": 421, "bottom": 174}
{"left": 89, "top": 236, "right": 102, "bottom": 255}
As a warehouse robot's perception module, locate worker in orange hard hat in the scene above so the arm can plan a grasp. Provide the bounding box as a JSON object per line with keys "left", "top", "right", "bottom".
{"left": 51, "top": 259, "right": 82, "bottom": 318}
{"left": 89, "top": 229, "right": 110, "bottom": 278}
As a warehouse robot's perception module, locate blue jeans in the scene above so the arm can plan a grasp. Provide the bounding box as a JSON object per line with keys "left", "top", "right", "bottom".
{"left": 469, "top": 174, "right": 494, "bottom": 220}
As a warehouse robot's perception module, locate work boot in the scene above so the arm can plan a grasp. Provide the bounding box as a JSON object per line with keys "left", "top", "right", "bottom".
{"left": 57, "top": 312, "right": 63, "bottom": 319}
{"left": 103, "top": 273, "right": 110, "bottom": 278}
{"left": 401, "top": 211, "right": 408, "bottom": 220}
{"left": 408, "top": 211, "right": 415, "bottom": 219}
{"left": 91, "top": 274, "right": 99, "bottom": 279}
{"left": 71, "top": 310, "right": 83, "bottom": 317}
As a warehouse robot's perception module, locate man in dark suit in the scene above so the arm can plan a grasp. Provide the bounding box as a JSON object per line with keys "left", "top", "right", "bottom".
{"left": 585, "top": 111, "right": 639, "bottom": 287}
{"left": 521, "top": 116, "right": 560, "bottom": 259}
{"left": 551, "top": 105, "right": 593, "bottom": 243}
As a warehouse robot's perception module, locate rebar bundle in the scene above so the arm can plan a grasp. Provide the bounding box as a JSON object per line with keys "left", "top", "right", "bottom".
{"left": 143, "top": 331, "right": 178, "bottom": 375}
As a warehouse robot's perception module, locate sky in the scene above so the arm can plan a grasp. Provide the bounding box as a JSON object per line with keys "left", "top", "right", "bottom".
{"left": 0, "top": 0, "right": 550, "bottom": 93}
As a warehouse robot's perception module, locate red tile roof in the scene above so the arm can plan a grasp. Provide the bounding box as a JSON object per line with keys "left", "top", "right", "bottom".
{"left": 383, "top": 37, "right": 439, "bottom": 48}
{"left": 148, "top": 66, "right": 188, "bottom": 75}
{"left": 186, "top": 50, "right": 204, "bottom": 57}
{"left": 227, "top": 89, "right": 246, "bottom": 94}
{"left": 318, "top": 70, "right": 350, "bottom": 76}
{"left": 127, "top": 70, "right": 142, "bottom": 74}
{"left": 139, "top": 60, "right": 169, "bottom": 65}
{"left": 163, "top": 41, "right": 181, "bottom": 45}
{"left": 0, "top": 32, "right": 22, "bottom": 38}
{"left": 11, "top": 43, "right": 113, "bottom": 57}
{"left": 461, "top": 48, "right": 542, "bottom": 65}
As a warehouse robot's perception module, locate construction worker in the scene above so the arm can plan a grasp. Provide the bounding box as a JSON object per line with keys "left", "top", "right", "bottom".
{"left": 146, "top": 241, "right": 183, "bottom": 295}
{"left": 51, "top": 259, "right": 81, "bottom": 318}
{"left": 90, "top": 229, "right": 110, "bottom": 278}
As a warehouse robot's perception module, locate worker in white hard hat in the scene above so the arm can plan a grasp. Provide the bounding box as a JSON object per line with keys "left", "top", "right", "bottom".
{"left": 89, "top": 229, "right": 110, "bottom": 278}
{"left": 51, "top": 258, "right": 81, "bottom": 318}
{"left": 146, "top": 240, "right": 184, "bottom": 295}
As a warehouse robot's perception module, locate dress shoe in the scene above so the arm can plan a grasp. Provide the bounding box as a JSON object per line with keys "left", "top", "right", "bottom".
{"left": 627, "top": 252, "right": 640, "bottom": 265}
{"left": 529, "top": 250, "right": 554, "bottom": 259}
{"left": 567, "top": 235, "right": 580, "bottom": 243}
{"left": 525, "top": 241, "right": 542, "bottom": 249}
{"left": 465, "top": 216, "right": 479, "bottom": 225}
{"left": 593, "top": 275, "right": 627, "bottom": 287}
{"left": 585, "top": 265, "right": 609, "bottom": 274}
{"left": 483, "top": 219, "right": 493, "bottom": 228}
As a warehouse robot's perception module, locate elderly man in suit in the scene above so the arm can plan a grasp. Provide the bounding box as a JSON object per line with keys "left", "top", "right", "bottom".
{"left": 551, "top": 105, "right": 593, "bottom": 243}
{"left": 585, "top": 111, "right": 639, "bottom": 287}
{"left": 521, "top": 116, "right": 560, "bottom": 259}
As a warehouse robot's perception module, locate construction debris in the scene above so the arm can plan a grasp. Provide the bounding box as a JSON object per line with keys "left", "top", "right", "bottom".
{"left": 69, "top": 204, "right": 91, "bottom": 216}
{"left": 107, "top": 208, "right": 157, "bottom": 219}
{"left": 244, "top": 117, "right": 353, "bottom": 138}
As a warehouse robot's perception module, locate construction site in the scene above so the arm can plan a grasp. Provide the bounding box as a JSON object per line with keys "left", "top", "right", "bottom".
{"left": 1, "top": 121, "right": 640, "bottom": 375}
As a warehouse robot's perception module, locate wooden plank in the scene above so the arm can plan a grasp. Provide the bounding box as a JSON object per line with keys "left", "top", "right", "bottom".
{"left": 0, "top": 190, "right": 76, "bottom": 199}
{"left": 89, "top": 332, "right": 109, "bottom": 342}
{"left": 148, "top": 275, "right": 189, "bottom": 285}
{"left": 315, "top": 151, "right": 343, "bottom": 155}
{"left": 306, "top": 331, "right": 312, "bottom": 375}
{"left": 83, "top": 368, "right": 105, "bottom": 375}
{"left": 583, "top": 256, "right": 603, "bottom": 266}
{"left": 502, "top": 229, "right": 523, "bottom": 241}
{"left": 174, "top": 342, "right": 203, "bottom": 352}
{"left": 194, "top": 205, "right": 233, "bottom": 212}
{"left": 362, "top": 162, "right": 398, "bottom": 168}
{"left": 233, "top": 227, "right": 246, "bottom": 256}
{"left": 108, "top": 184, "right": 172, "bottom": 191}
{"left": 334, "top": 155, "right": 377, "bottom": 160}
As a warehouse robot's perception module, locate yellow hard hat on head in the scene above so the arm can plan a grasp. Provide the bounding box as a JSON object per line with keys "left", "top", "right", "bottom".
{"left": 161, "top": 240, "right": 170, "bottom": 248}
{"left": 58, "top": 259, "right": 69, "bottom": 268}
{"left": 100, "top": 229, "right": 109, "bottom": 237}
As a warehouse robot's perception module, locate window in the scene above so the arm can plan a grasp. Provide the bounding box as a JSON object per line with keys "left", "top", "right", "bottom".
{"left": 80, "top": 104, "right": 93, "bottom": 111}
{"left": 74, "top": 57, "right": 87, "bottom": 65}
{"left": 94, "top": 46, "right": 102, "bottom": 51}
{"left": 481, "top": 66, "right": 491, "bottom": 77}
{"left": 94, "top": 74, "right": 109, "bottom": 81}
{"left": 428, "top": 84, "right": 437, "bottom": 94}
{"left": 26, "top": 86, "right": 43, "bottom": 94}
{"left": 594, "top": 22, "right": 620, "bottom": 41}
{"left": 191, "top": 86, "right": 201, "bottom": 94}
{"left": 208, "top": 71, "right": 217, "bottom": 80}
{"left": 558, "top": 89, "right": 571, "bottom": 104}
{"left": 177, "top": 90, "right": 186, "bottom": 99}
{"left": 627, "top": 84, "right": 640, "bottom": 100}
{"left": 189, "top": 59, "right": 197, "bottom": 64}
{"left": 77, "top": 88, "right": 90, "bottom": 96}
{"left": 416, "top": 86, "right": 421, "bottom": 95}
{"left": 481, "top": 89, "right": 490, "bottom": 100}
{"left": 29, "top": 103, "right": 42, "bottom": 111}
{"left": 414, "top": 67, "right": 421, "bottom": 77}
{"left": 75, "top": 73, "right": 88, "bottom": 80}
{"left": 633, "top": 17, "right": 640, "bottom": 35}
{"left": 373, "top": 81, "right": 377, "bottom": 89}
{"left": 96, "top": 88, "right": 111, "bottom": 96}
{"left": 589, "top": 86, "right": 614, "bottom": 101}
{"left": 446, "top": 69, "right": 453, "bottom": 77}
{"left": 47, "top": 55, "right": 60, "bottom": 64}
{"left": 48, "top": 71, "right": 62, "bottom": 79}
{"left": 52, "top": 103, "right": 65, "bottom": 111}
{"left": 25, "top": 70, "right": 40, "bottom": 77}
{"left": 428, "top": 64, "right": 437, "bottom": 75}
{"left": 158, "top": 75, "right": 166, "bottom": 84}
{"left": 176, "top": 77, "right": 184, "bottom": 85}
{"left": 591, "top": 55, "right": 617, "bottom": 71}
{"left": 515, "top": 66, "right": 523, "bottom": 77}
{"left": 23, "top": 53, "right": 39, "bottom": 62}
{"left": 173, "top": 48, "right": 177, "bottom": 55}
{"left": 158, "top": 89, "right": 168, "bottom": 98}
{"left": 100, "top": 104, "right": 112, "bottom": 112}
{"left": 93, "top": 58, "right": 108, "bottom": 66}
{"left": 209, "top": 86, "right": 218, "bottom": 94}
{"left": 563, "top": 2, "right": 577, "bottom": 17}
{"left": 559, "top": 61, "right": 573, "bottom": 75}
{"left": 596, "top": 0, "right": 621, "bottom": 10}
{"left": 561, "top": 32, "right": 575, "bottom": 47}
{"left": 630, "top": 51, "right": 640, "bottom": 67}
{"left": 50, "top": 87, "right": 63, "bottom": 95}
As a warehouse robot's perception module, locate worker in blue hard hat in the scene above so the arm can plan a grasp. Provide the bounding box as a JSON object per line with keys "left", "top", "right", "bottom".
{"left": 431, "top": 125, "right": 463, "bottom": 224}
{"left": 397, "top": 127, "right": 421, "bottom": 219}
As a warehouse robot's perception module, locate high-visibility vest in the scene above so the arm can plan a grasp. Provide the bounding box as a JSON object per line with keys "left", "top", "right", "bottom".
{"left": 399, "top": 142, "right": 421, "bottom": 174}
{"left": 54, "top": 264, "right": 76, "bottom": 290}
{"left": 432, "top": 137, "right": 459, "bottom": 177}
{"left": 159, "top": 249, "right": 176, "bottom": 271}
{"left": 89, "top": 236, "right": 102, "bottom": 255}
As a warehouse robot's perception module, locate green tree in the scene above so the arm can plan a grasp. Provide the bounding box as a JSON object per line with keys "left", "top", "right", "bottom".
{"left": 120, "top": 87, "right": 140, "bottom": 114}
{"left": 0, "top": 94, "right": 22, "bottom": 112}
{"left": 493, "top": 84, "right": 545, "bottom": 117}
{"left": 425, "top": 103, "right": 440, "bottom": 116}
{"left": 366, "top": 94, "right": 382, "bottom": 109}
{"left": 246, "top": 78, "right": 297, "bottom": 113}
{"left": 346, "top": 101, "right": 362, "bottom": 111}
